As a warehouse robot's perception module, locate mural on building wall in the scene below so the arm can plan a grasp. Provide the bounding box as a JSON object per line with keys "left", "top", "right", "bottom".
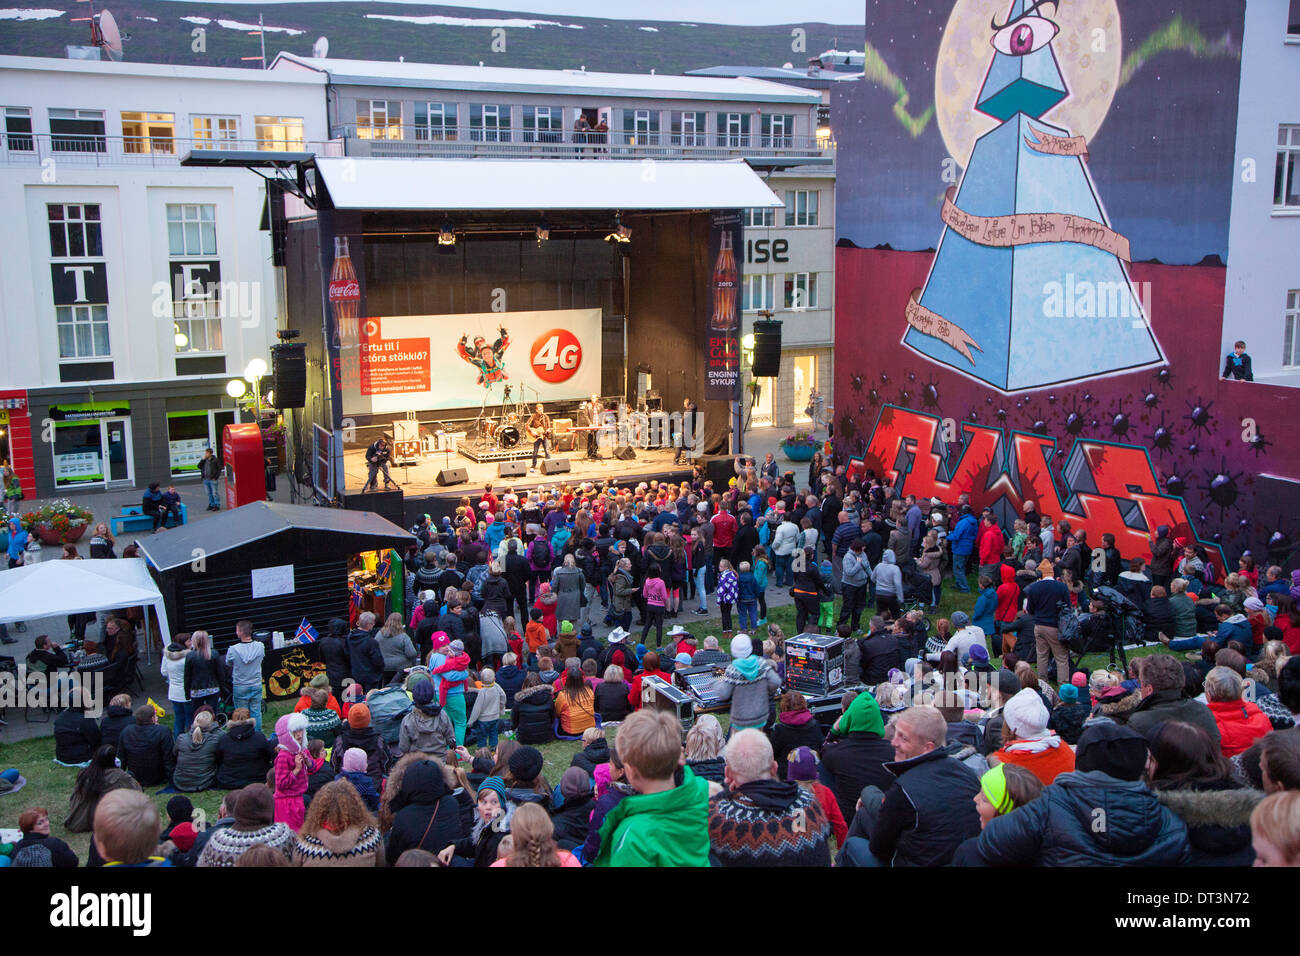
{"left": 835, "top": 0, "right": 1300, "bottom": 568}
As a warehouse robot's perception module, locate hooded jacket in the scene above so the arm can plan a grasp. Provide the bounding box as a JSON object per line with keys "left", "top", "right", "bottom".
{"left": 496, "top": 664, "right": 526, "bottom": 708}
{"left": 214, "top": 719, "right": 275, "bottom": 789}
{"left": 172, "top": 726, "right": 223, "bottom": 792}
{"left": 319, "top": 620, "right": 352, "bottom": 691}
{"left": 820, "top": 693, "right": 897, "bottom": 823}
{"left": 870, "top": 743, "right": 982, "bottom": 867}
{"left": 1153, "top": 781, "right": 1262, "bottom": 867}
{"left": 54, "top": 708, "right": 102, "bottom": 765}
{"left": 511, "top": 683, "right": 556, "bottom": 744}
{"left": 376, "top": 630, "right": 418, "bottom": 673}
{"left": 347, "top": 629, "right": 385, "bottom": 687}
{"left": 972, "top": 770, "right": 1191, "bottom": 866}
{"left": 871, "top": 550, "right": 904, "bottom": 600}
{"left": 858, "top": 630, "right": 903, "bottom": 686}
{"left": 770, "top": 710, "right": 825, "bottom": 779}
{"left": 161, "top": 644, "right": 188, "bottom": 703}
{"left": 398, "top": 702, "right": 457, "bottom": 759}
{"left": 385, "top": 760, "right": 463, "bottom": 863}
{"left": 1207, "top": 698, "right": 1273, "bottom": 757}
{"left": 118, "top": 719, "right": 176, "bottom": 787}
{"left": 708, "top": 777, "right": 832, "bottom": 867}
{"left": 714, "top": 655, "right": 781, "bottom": 729}
{"left": 569, "top": 737, "right": 611, "bottom": 777}
{"left": 994, "top": 565, "right": 1020, "bottom": 624}
{"left": 949, "top": 514, "right": 979, "bottom": 556}
{"left": 594, "top": 765, "right": 711, "bottom": 867}
{"left": 226, "top": 639, "right": 266, "bottom": 688}
{"left": 98, "top": 704, "right": 134, "bottom": 751}
{"left": 550, "top": 790, "right": 598, "bottom": 851}
{"left": 294, "top": 824, "right": 386, "bottom": 867}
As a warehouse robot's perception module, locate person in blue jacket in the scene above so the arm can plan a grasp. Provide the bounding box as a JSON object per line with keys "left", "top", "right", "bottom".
{"left": 972, "top": 574, "right": 998, "bottom": 637}
{"left": 949, "top": 506, "right": 979, "bottom": 594}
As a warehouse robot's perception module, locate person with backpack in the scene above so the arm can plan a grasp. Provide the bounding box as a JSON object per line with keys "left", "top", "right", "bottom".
{"left": 397, "top": 678, "right": 456, "bottom": 759}
{"left": 527, "top": 534, "right": 553, "bottom": 601}
{"left": 10, "top": 807, "right": 79, "bottom": 867}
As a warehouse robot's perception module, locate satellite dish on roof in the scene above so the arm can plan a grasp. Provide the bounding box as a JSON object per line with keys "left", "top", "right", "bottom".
{"left": 312, "top": 36, "right": 329, "bottom": 58}
{"left": 94, "top": 8, "right": 124, "bottom": 61}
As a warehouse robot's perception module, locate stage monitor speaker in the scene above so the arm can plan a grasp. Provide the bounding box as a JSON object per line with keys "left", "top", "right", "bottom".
{"left": 436, "top": 467, "right": 469, "bottom": 486}
{"left": 751, "top": 319, "right": 783, "bottom": 378}
{"left": 498, "top": 461, "right": 527, "bottom": 478}
{"left": 271, "top": 343, "right": 307, "bottom": 409}
{"left": 613, "top": 445, "right": 637, "bottom": 461}
{"left": 343, "top": 489, "right": 404, "bottom": 527}
{"left": 541, "top": 458, "right": 570, "bottom": 475}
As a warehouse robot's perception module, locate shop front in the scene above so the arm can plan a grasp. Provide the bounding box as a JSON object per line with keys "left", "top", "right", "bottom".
{"left": 47, "top": 400, "right": 135, "bottom": 490}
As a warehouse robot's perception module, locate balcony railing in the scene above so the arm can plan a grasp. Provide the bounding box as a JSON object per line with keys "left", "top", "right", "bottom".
{"left": 334, "top": 124, "right": 833, "bottom": 163}
{"left": 0, "top": 132, "right": 345, "bottom": 167}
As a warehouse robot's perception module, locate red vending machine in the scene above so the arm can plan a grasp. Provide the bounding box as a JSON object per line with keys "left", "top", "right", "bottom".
{"left": 223, "top": 423, "right": 266, "bottom": 509}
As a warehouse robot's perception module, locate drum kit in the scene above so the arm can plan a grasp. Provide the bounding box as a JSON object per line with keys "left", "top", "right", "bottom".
{"left": 475, "top": 383, "right": 533, "bottom": 450}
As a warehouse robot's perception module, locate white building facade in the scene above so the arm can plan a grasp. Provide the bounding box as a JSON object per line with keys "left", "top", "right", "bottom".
{"left": 0, "top": 56, "right": 329, "bottom": 497}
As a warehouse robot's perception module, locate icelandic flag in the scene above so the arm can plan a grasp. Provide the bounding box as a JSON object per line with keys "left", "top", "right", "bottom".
{"left": 376, "top": 553, "right": 392, "bottom": 581}
{"left": 296, "top": 618, "right": 319, "bottom": 644}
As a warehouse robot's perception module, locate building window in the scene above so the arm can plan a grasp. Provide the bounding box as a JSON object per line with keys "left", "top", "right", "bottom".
{"left": 621, "top": 109, "right": 660, "bottom": 145}
{"left": 57, "top": 304, "right": 110, "bottom": 359}
{"left": 121, "top": 111, "right": 175, "bottom": 154}
{"left": 166, "top": 203, "right": 217, "bottom": 256}
{"left": 4, "top": 106, "right": 33, "bottom": 151}
{"left": 469, "top": 104, "right": 511, "bottom": 142}
{"left": 49, "top": 108, "right": 106, "bottom": 153}
{"left": 48, "top": 203, "right": 103, "bottom": 259}
{"left": 192, "top": 115, "right": 240, "bottom": 148}
{"left": 414, "top": 102, "right": 457, "bottom": 141}
{"left": 783, "top": 272, "right": 818, "bottom": 311}
{"left": 1285, "top": 290, "right": 1300, "bottom": 367}
{"left": 256, "top": 115, "right": 305, "bottom": 150}
{"left": 670, "top": 111, "right": 706, "bottom": 147}
{"left": 761, "top": 113, "right": 794, "bottom": 148}
{"left": 743, "top": 274, "right": 775, "bottom": 312}
{"left": 357, "top": 100, "right": 402, "bottom": 140}
{"left": 785, "top": 189, "right": 819, "bottom": 226}
{"left": 522, "top": 106, "right": 564, "bottom": 143}
{"left": 1290, "top": 0, "right": 1300, "bottom": 37}
{"left": 717, "top": 112, "right": 750, "bottom": 148}
{"left": 1275, "top": 125, "right": 1300, "bottom": 209}
{"left": 742, "top": 207, "right": 776, "bottom": 228}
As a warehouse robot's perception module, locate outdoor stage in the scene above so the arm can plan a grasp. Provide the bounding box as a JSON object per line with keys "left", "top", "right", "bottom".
{"left": 342, "top": 440, "right": 706, "bottom": 524}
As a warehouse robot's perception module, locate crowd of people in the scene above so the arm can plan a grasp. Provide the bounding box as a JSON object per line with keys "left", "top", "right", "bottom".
{"left": 5, "top": 449, "right": 1300, "bottom": 868}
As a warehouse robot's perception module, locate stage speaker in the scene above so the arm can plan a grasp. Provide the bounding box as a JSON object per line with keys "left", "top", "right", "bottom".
{"left": 498, "top": 461, "right": 528, "bottom": 478}
{"left": 343, "top": 489, "right": 404, "bottom": 527}
{"left": 435, "top": 467, "right": 469, "bottom": 486}
{"left": 271, "top": 343, "right": 307, "bottom": 409}
{"left": 751, "top": 319, "right": 783, "bottom": 378}
{"left": 541, "top": 458, "right": 571, "bottom": 475}
{"left": 613, "top": 445, "right": 637, "bottom": 461}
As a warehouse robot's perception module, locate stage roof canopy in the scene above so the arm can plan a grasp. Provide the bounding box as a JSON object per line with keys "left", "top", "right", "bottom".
{"left": 313, "top": 157, "right": 784, "bottom": 211}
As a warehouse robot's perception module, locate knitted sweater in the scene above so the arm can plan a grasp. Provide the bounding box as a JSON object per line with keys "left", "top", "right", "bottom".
{"left": 707, "top": 778, "right": 832, "bottom": 867}
{"left": 293, "top": 825, "right": 386, "bottom": 867}
{"left": 195, "top": 823, "right": 296, "bottom": 867}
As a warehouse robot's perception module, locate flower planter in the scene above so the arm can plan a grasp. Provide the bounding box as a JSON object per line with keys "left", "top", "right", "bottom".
{"left": 781, "top": 442, "right": 816, "bottom": 462}
{"left": 35, "top": 523, "right": 87, "bottom": 546}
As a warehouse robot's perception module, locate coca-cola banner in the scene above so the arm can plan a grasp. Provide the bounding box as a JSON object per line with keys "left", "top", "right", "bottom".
{"left": 339, "top": 308, "right": 602, "bottom": 415}
{"left": 705, "top": 210, "right": 742, "bottom": 401}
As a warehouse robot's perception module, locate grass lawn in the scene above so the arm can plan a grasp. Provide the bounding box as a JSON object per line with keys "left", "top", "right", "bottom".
{"left": 1, "top": 590, "right": 1166, "bottom": 862}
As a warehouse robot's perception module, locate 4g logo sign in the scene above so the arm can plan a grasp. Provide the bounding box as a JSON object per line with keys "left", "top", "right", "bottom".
{"left": 530, "top": 329, "right": 583, "bottom": 384}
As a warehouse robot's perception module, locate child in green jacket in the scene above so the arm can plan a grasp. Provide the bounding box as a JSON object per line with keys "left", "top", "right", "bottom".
{"left": 593, "top": 710, "right": 710, "bottom": 867}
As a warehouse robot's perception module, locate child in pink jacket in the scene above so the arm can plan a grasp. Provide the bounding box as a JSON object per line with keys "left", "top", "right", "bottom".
{"left": 273, "top": 712, "right": 310, "bottom": 831}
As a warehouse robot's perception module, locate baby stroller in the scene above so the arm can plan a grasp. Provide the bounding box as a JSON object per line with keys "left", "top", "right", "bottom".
{"left": 901, "top": 564, "right": 933, "bottom": 604}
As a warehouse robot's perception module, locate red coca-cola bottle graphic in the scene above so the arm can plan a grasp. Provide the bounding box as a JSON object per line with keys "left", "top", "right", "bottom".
{"left": 710, "top": 230, "right": 738, "bottom": 332}
{"left": 328, "top": 236, "right": 361, "bottom": 348}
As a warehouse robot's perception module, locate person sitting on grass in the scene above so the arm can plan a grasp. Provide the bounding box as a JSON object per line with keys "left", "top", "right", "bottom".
{"left": 92, "top": 789, "right": 169, "bottom": 867}
{"left": 8, "top": 806, "right": 79, "bottom": 867}
{"left": 1251, "top": 791, "right": 1300, "bottom": 866}
{"left": 592, "top": 709, "right": 710, "bottom": 867}
{"left": 949, "top": 764, "right": 1045, "bottom": 866}
{"left": 989, "top": 688, "right": 1076, "bottom": 786}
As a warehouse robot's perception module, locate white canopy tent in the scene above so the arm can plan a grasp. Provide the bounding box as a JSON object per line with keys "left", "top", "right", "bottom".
{"left": 0, "top": 559, "right": 171, "bottom": 663}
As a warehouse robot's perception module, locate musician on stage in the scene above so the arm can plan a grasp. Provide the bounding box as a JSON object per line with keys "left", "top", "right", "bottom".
{"left": 675, "top": 397, "right": 699, "bottom": 465}
{"left": 526, "top": 403, "right": 553, "bottom": 474}
{"left": 583, "top": 393, "right": 604, "bottom": 460}
{"left": 363, "top": 436, "right": 397, "bottom": 492}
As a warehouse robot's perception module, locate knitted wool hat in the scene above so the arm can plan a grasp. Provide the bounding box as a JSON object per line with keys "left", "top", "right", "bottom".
{"left": 1003, "top": 688, "right": 1050, "bottom": 738}
{"left": 411, "top": 679, "right": 435, "bottom": 707}
{"left": 1070, "top": 671, "right": 1089, "bottom": 688}
{"left": 508, "top": 746, "right": 544, "bottom": 783}
{"left": 968, "top": 642, "right": 990, "bottom": 664}
{"left": 169, "top": 822, "right": 197, "bottom": 852}
{"left": 431, "top": 631, "right": 451, "bottom": 650}
{"left": 166, "top": 795, "right": 194, "bottom": 825}
{"left": 560, "top": 766, "right": 592, "bottom": 800}
{"left": 341, "top": 748, "right": 368, "bottom": 774}
{"left": 477, "top": 775, "right": 507, "bottom": 805}
{"left": 309, "top": 673, "right": 331, "bottom": 690}
{"left": 560, "top": 620, "right": 575, "bottom": 634}
{"left": 951, "top": 611, "right": 971, "bottom": 628}
{"left": 787, "top": 746, "right": 818, "bottom": 782}
{"left": 1075, "top": 723, "right": 1148, "bottom": 781}
{"left": 730, "top": 634, "right": 753, "bottom": 659}
{"left": 1059, "top": 683, "right": 1079, "bottom": 703}
{"left": 348, "top": 703, "right": 371, "bottom": 729}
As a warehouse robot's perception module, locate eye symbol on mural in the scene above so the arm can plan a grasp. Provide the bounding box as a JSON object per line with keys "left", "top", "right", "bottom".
{"left": 992, "top": 13, "right": 1059, "bottom": 57}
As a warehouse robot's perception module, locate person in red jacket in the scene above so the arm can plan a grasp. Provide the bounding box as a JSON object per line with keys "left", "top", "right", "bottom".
{"left": 710, "top": 506, "right": 738, "bottom": 570}
{"left": 788, "top": 746, "right": 846, "bottom": 846}
{"left": 626, "top": 651, "right": 672, "bottom": 711}
{"left": 994, "top": 564, "right": 1021, "bottom": 655}
{"left": 1205, "top": 666, "right": 1273, "bottom": 758}
{"left": 977, "top": 515, "right": 1004, "bottom": 582}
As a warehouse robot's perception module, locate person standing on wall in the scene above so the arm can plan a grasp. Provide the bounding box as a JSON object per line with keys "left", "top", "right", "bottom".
{"left": 200, "top": 447, "right": 221, "bottom": 512}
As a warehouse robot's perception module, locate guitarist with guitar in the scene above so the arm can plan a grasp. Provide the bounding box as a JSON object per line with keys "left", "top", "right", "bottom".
{"left": 525, "top": 403, "right": 553, "bottom": 474}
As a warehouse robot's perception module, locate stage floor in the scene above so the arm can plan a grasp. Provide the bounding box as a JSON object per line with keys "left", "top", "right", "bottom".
{"left": 343, "top": 442, "right": 696, "bottom": 498}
